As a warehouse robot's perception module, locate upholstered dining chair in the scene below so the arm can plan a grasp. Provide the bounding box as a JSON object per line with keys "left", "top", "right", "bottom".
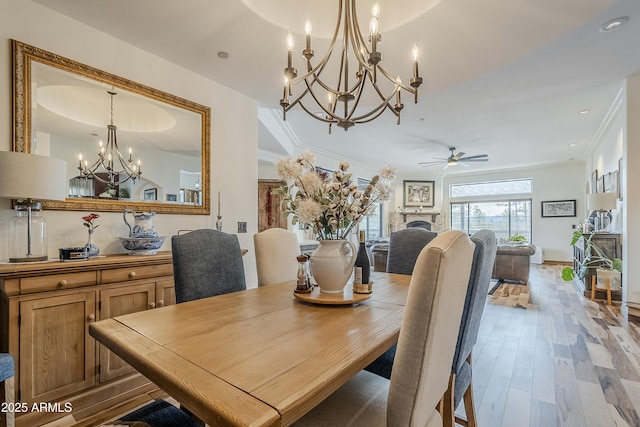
{"left": 1, "top": 353, "right": 15, "bottom": 427}
{"left": 171, "top": 229, "right": 246, "bottom": 303}
{"left": 365, "top": 226, "right": 438, "bottom": 378}
{"left": 254, "top": 228, "right": 300, "bottom": 287}
{"left": 442, "top": 229, "right": 497, "bottom": 427}
{"left": 293, "top": 230, "right": 475, "bottom": 427}
{"left": 385, "top": 227, "right": 437, "bottom": 275}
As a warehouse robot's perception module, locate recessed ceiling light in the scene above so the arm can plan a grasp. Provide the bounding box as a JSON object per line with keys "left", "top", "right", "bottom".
{"left": 599, "top": 16, "right": 629, "bottom": 32}
{"left": 314, "top": 111, "right": 325, "bottom": 117}
{"left": 569, "top": 143, "right": 576, "bottom": 147}
{"left": 217, "top": 51, "right": 229, "bottom": 59}
{"left": 578, "top": 109, "right": 590, "bottom": 114}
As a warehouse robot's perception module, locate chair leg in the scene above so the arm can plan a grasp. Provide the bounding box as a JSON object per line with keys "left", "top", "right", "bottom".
{"left": 591, "top": 275, "right": 596, "bottom": 301}
{"left": 461, "top": 379, "right": 477, "bottom": 427}
{"left": 441, "top": 374, "right": 456, "bottom": 427}
{"left": 4, "top": 376, "right": 15, "bottom": 427}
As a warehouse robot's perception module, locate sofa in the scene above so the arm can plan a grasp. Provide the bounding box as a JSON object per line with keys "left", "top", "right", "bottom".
{"left": 491, "top": 243, "right": 536, "bottom": 284}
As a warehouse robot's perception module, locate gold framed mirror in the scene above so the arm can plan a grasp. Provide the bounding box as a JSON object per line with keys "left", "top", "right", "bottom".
{"left": 12, "top": 39, "right": 211, "bottom": 215}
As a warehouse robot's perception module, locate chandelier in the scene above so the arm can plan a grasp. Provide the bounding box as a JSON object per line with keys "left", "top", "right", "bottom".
{"left": 280, "top": 0, "right": 422, "bottom": 132}
{"left": 77, "top": 90, "right": 142, "bottom": 186}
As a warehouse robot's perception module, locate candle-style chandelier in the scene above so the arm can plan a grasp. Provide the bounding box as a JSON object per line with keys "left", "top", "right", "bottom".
{"left": 78, "top": 90, "right": 142, "bottom": 186}
{"left": 280, "top": 0, "right": 422, "bottom": 132}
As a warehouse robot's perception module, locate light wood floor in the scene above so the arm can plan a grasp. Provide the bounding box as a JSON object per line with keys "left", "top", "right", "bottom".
{"left": 473, "top": 264, "right": 640, "bottom": 427}
{"left": 52, "top": 264, "right": 640, "bottom": 426}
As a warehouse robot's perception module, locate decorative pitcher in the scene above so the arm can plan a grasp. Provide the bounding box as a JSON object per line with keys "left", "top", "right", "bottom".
{"left": 309, "top": 240, "right": 357, "bottom": 294}
{"left": 123, "top": 209, "right": 158, "bottom": 238}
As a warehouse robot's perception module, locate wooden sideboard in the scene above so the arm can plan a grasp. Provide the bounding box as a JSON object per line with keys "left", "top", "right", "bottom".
{"left": 571, "top": 233, "right": 622, "bottom": 300}
{"left": 0, "top": 252, "right": 175, "bottom": 427}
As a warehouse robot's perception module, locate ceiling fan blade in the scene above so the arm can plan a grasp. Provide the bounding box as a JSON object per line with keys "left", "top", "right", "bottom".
{"left": 418, "top": 160, "right": 444, "bottom": 165}
{"left": 459, "top": 154, "right": 488, "bottom": 161}
{"left": 453, "top": 152, "right": 465, "bottom": 160}
{"left": 459, "top": 157, "right": 489, "bottom": 162}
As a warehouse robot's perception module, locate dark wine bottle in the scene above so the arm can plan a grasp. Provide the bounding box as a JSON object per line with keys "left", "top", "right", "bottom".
{"left": 354, "top": 230, "right": 370, "bottom": 285}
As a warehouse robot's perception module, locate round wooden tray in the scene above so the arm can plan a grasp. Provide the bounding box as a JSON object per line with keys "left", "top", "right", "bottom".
{"left": 293, "top": 286, "right": 372, "bottom": 305}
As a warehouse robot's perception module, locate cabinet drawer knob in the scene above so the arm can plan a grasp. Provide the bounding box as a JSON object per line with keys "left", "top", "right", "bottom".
{"left": 149, "top": 302, "right": 156, "bottom": 309}
{"left": 58, "top": 279, "right": 67, "bottom": 286}
{"left": 129, "top": 271, "right": 137, "bottom": 278}
{"left": 88, "top": 314, "right": 95, "bottom": 322}
{"left": 157, "top": 300, "right": 164, "bottom": 307}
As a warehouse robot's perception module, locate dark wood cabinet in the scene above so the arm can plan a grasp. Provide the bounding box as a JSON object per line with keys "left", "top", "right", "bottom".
{"left": 572, "top": 233, "right": 621, "bottom": 299}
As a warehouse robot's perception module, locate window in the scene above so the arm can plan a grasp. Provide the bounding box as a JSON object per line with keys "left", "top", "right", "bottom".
{"left": 449, "top": 179, "right": 533, "bottom": 240}
{"left": 450, "top": 179, "right": 532, "bottom": 198}
{"left": 451, "top": 200, "right": 532, "bottom": 241}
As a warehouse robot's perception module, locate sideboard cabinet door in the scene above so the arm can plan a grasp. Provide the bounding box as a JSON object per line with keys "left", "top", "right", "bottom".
{"left": 98, "top": 283, "right": 156, "bottom": 383}
{"left": 19, "top": 291, "right": 97, "bottom": 404}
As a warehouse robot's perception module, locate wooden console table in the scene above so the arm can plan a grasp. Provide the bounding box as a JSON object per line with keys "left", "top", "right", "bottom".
{"left": 571, "top": 232, "right": 622, "bottom": 300}
{"left": 0, "top": 252, "right": 175, "bottom": 427}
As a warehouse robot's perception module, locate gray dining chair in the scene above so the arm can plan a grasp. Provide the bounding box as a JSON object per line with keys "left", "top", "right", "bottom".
{"left": 364, "top": 226, "right": 438, "bottom": 378}
{"left": 292, "top": 230, "right": 475, "bottom": 427}
{"left": 172, "top": 229, "right": 246, "bottom": 303}
{"left": 254, "top": 228, "right": 300, "bottom": 287}
{"left": 1, "top": 353, "right": 15, "bottom": 427}
{"left": 442, "top": 229, "right": 497, "bottom": 427}
{"left": 386, "top": 227, "right": 437, "bottom": 274}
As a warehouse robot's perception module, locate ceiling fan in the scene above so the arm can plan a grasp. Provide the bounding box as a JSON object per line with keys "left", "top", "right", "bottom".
{"left": 419, "top": 147, "right": 489, "bottom": 169}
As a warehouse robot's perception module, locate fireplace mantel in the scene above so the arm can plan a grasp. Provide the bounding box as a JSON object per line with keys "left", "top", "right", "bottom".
{"left": 402, "top": 211, "right": 440, "bottom": 222}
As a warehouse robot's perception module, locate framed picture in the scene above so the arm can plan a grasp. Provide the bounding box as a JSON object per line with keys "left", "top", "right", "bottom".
{"left": 597, "top": 176, "right": 605, "bottom": 193}
{"left": 618, "top": 157, "right": 623, "bottom": 200}
{"left": 166, "top": 193, "right": 177, "bottom": 202}
{"left": 605, "top": 171, "right": 618, "bottom": 194}
{"left": 591, "top": 170, "right": 598, "bottom": 193}
{"left": 541, "top": 200, "right": 576, "bottom": 218}
{"left": 144, "top": 188, "right": 158, "bottom": 201}
{"left": 403, "top": 180, "right": 435, "bottom": 208}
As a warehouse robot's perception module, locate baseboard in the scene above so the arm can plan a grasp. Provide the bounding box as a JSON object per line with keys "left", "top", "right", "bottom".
{"left": 542, "top": 260, "right": 572, "bottom": 266}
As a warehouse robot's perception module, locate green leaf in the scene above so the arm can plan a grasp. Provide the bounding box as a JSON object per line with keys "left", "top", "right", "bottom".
{"left": 561, "top": 267, "right": 576, "bottom": 281}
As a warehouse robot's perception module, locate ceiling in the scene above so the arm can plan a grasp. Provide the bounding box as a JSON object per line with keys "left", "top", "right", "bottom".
{"left": 33, "top": 0, "right": 640, "bottom": 176}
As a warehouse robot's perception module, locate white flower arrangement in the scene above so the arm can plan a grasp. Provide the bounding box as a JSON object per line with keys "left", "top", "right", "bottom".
{"left": 274, "top": 151, "right": 395, "bottom": 240}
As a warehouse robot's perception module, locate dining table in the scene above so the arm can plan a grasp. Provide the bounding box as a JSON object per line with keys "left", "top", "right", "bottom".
{"left": 89, "top": 271, "right": 411, "bottom": 427}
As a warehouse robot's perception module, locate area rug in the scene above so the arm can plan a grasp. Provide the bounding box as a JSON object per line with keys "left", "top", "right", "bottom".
{"left": 487, "top": 281, "right": 530, "bottom": 309}
{"left": 109, "top": 399, "right": 202, "bottom": 427}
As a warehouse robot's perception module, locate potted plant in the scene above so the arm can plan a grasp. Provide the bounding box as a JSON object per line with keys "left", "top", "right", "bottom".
{"left": 561, "top": 230, "right": 622, "bottom": 289}
{"left": 507, "top": 233, "right": 528, "bottom": 244}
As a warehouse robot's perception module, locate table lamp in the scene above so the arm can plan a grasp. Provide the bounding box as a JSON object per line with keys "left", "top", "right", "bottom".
{"left": 587, "top": 192, "right": 617, "bottom": 232}
{"left": 0, "top": 151, "right": 67, "bottom": 262}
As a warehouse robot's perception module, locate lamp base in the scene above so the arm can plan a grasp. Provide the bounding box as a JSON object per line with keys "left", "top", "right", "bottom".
{"left": 9, "top": 255, "right": 48, "bottom": 263}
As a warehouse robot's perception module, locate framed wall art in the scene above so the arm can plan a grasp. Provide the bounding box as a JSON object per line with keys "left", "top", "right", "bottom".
{"left": 591, "top": 170, "right": 598, "bottom": 193}
{"left": 403, "top": 180, "right": 435, "bottom": 208}
{"left": 144, "top": 188, "right": 158, "bottom": 201}
{"left": 541, "top": 199, "right": 576, "bottom": 218}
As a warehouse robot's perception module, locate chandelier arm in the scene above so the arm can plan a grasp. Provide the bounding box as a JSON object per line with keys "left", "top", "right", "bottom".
{"left": 375, "top": 64, "right": 418, "bottom": 94}
{"left": 348, "top": 0, "right": 374, "bottom": 72}
{"left": 297, "top": 101, "right": 339, "bottom": 124}
{"left": 291, "top": 0, "right": 344, "bottom": 86}
{"left": 355, "top": 104, "right": 398, "bottom": 124}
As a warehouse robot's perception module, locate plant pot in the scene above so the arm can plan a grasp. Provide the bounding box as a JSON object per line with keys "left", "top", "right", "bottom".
{"left": 596, "top": 268, "right": 621, "bottom": 291}
{"left": 309, "top": 240, "right": 357, "bottom": 293}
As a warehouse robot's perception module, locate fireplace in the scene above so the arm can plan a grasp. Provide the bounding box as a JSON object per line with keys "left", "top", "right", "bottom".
{"left": 406, "top": 220, "right": 431, "bottom": 231}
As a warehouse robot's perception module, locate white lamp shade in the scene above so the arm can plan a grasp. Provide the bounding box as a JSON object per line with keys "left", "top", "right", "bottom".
{"left": 587, "top": 192, "right": 617, "bottom": 211}
{"left": 0, "top": 151, "right": 67, "bottom": 201}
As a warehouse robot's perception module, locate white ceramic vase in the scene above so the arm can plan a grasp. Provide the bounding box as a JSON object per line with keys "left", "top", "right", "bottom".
{"left": 309, "top": 240, "right": 357, "bottom": 293}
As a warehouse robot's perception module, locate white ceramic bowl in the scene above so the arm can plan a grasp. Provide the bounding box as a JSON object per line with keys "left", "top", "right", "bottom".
{"left": 119, "top": 236, "right": 166, "bottom": 255}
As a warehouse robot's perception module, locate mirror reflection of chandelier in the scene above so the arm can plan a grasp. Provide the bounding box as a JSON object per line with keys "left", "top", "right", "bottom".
{"left": 280, "top": 0, "right": 422, "bottom": 132}
{"left": 77, "top": 90, "right": 142, "bottom": 185}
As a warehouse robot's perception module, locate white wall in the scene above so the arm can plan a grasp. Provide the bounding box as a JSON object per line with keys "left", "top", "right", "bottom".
{"left": 624, "top": 75, "right": 640, "bottom": 312}
{"left": 0, "top": 0, "right": 260, "bottom": 286}
{"left": 439, "top": 164, "right": 585, "bottom": 262}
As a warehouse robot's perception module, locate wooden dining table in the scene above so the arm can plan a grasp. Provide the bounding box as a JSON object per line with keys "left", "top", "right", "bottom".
{"left": 89, "top": 271, "right": 411, "bottom": 427}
